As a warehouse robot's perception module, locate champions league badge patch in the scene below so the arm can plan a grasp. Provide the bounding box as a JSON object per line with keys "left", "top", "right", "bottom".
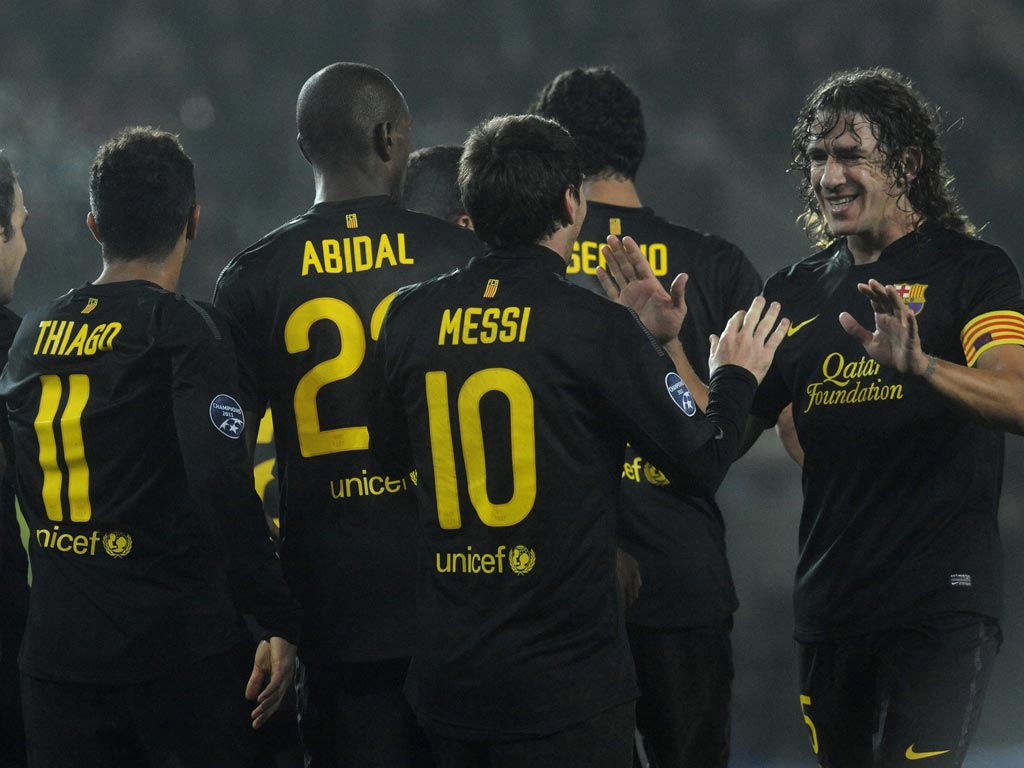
{"left": 893, "top": 283, "right": 927, "bottom": 315}
{"left": 210, "top": 394, "right": 245, "bottom": 439}
{"left": 665, "top": 372, "right": 697, "bottom": 417}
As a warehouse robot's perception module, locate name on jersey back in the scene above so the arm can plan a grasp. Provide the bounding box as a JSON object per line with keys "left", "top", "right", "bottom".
{"left": 301, "top": 233, "right": 411, "bottom": 276}
{"left": 438, "top": 306, "right": 531, "bottom": 345}
{"left": 33, "top": 320, "right": 122, "bottom": 357}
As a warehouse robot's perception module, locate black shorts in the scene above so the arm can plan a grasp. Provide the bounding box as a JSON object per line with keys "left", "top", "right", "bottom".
{"left": 627, "top": 619, "right": 733, "bottom": 768}
{"left": 21, "top": 641, "right": 257, "bottom": 768}
{"left": 427, "top": 701, "right": 635, "bottom": 768}
{"left": 295, "top": 656, "right": 433, "bottom": 768}
{"left": 797, "top": 619, "right": 1000, "bottom": 768}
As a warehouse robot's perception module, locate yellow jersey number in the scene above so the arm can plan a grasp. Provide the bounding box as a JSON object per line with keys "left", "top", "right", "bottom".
{"left": 284, "top": 293, "right": 395, "bottom": 458}
{"left": 425, "top": 367, "right": 537, "bottom": 529}
{"left": 33, "top": 374, "right": 92, "bottom": 521}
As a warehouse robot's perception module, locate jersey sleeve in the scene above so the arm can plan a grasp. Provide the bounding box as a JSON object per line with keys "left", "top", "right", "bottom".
{"left": 170, "top": 302, "right": 302, "bottom": 643}
{"left": 749, "top": 272, "right": 789, "bottom": 423}
{"left": 959, "top": 246, "right": 1024, "bottom": 367}
{"left": 718, "top": 240, "right": 763, "bottom": 316}
{"left": 375, "top": 287, "right": 416, "bottom": 474}
{"left": 213, "top": 258, "right": 269, "bottom": 412}
{"left": 602, "top": 307, "right": 756, "bottom": 497}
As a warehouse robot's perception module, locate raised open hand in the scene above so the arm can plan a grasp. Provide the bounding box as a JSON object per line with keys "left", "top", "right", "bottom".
{"left": 598, "top": 234, "right": 687, "bottom": 344}
{"left": 709, "top": 296, "right": 789, "bottom": 383}
{"left": 838, "top": 279, "right": 930, "bottom": 375}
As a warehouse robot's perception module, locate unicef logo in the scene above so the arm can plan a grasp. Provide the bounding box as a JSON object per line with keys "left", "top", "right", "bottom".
{"left": 210, "top": 394, "right": 245, "bottom": 439}
{"left": 103, "top": 531, "right": 133, "bottom": 558}
{"left": 508, "top": 545, "right": 536, "bottom": 575}
{"left": 643, "top": 462, "right": 671, "bottom": 487}
{"left": 665, "top": 372, "right": 697, "bottom": 417}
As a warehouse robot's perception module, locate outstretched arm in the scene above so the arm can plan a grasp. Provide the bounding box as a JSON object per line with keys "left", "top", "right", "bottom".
{"left": 840, "top": 278, "right": 1024, "bottom": 434}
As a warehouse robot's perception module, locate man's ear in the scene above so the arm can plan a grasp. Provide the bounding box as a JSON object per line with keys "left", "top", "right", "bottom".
{"left": 86, "top": 211, "right": 102, "bottom": 244}
{"left": 563, "top": 186, "right": 582, "bottom": 227}
{"left": 904, "top": 147, "right": 923, "bottom": 183}
{"left": 186, "top": 204, "right": 200, "bottom": 241}
{"left": 373, "top": 122, "right": 394, "bottom": 162}
{"left": 297, "top": 132, "right": 317, "bottom": 166}
{"left": 455, "top": 214, "right": 474, "bottom": 230}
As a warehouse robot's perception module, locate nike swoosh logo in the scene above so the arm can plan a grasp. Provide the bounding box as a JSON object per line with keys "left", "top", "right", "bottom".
{"left": 787, "top": 314, "right": 819, "bottom": 336}
{"left": 906, "top": 745, "right": 951, "bottom": 760}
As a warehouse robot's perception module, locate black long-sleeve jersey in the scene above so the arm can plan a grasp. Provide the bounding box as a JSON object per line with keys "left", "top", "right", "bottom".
{"left": 379, "top": 243, "right": 757, "bottom": 738}
{"left": 0, "top": 281, "right": 301, "bottom": 683}
{"left": 572, "top": 201, "right": 762, "bottom": 627}
{"left": 214, "top": 196, "right": 482, "bottom": 668}
{"left": 752, "top": 226, "right": 1024, "bottom": 641}
{"left": 0, "top": 306, "right": 28, "bottom": 656}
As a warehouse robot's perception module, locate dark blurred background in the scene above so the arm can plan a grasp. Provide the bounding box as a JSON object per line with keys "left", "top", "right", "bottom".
{"left": 2, "top": 0, "right": 1022, "bottom": 764}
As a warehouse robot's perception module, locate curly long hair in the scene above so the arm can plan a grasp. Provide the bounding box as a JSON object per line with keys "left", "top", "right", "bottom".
{"left": 790, "top": 67, "right": 973, "bottom": 248}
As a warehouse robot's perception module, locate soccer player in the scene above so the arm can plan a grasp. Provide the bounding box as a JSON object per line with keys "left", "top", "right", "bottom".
{"left": 744, "top": 67, "right": 1024, "bottom": 767}
{"left": 0, "top": 127, "right": 302, "bottom": 768}
{"left": 377, "top": 113, "right": 787, "bottom": 768}
{"left": 403, "top": 144, "right": 472, "bottom": 229}
{"left": 0, "top": 150, "right": 29, "bottom": 768}
{"left": 214, "top": 63, "right": 481, "bottom": 768}
{"left": 530, "top": 66, "right": 762, "bottom": 767}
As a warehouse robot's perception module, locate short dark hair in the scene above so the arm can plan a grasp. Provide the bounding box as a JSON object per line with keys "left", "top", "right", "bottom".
{"left": 89, "top": 127, "right": 196, "bottom": 260}
{"left": 404, "top": 145, "right": 466, "bottom": 223}
{"left": 528, "top": 66, "right": 645, "bottom": 180}
{"left": 460, "top": 115, "right": 582, "bottom": 249}
{"left": 296, "top": 62, "right": 409, "bottom": 173}
{"left": 791, "top": 67, "right": 973, "bottom": 248}
{"left": 0, "top": 152, "right": 16, "bottom": 243}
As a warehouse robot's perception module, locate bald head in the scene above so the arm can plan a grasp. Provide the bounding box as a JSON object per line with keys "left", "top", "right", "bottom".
{"left": 296, "top": 63, "right": 412, "bottom": 194}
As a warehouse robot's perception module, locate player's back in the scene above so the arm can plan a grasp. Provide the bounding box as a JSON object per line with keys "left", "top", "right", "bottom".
{"left": 214, "top": 195, "right": 481, "bottom": 665}
{"left": 380, "top": 243, "right": 727, "bottom": 736}
{"left": 0, "top": 281, "right": 246, "bottom": 684}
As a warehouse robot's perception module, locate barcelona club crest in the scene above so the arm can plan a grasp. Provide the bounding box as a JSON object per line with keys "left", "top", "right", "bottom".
{"left": 893, "top": 283, "right": 927, "bottom": 315}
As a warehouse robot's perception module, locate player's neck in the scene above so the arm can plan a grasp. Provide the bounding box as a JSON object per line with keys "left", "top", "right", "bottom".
{"left": 581, "top": 177, "right": 642, "bottom": 208}
{"left": 94, "top": 248, "right": 184, "bottom": 292}
{"left": 314, "top": 168, "right": 399, "bottom": 204}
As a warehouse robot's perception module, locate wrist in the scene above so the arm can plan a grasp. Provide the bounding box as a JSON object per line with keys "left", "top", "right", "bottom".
{"left": 919, "top": 354, "right": 937, "bottom": 380}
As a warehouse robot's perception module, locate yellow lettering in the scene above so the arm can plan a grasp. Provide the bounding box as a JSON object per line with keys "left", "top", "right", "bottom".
{"left": 480, "top": 307, "right": 500, "bottom": 343}
{"left": 65, "top": 324, "right": 88, "bottom": 356}
{"left": 353, "top": 236, "right": 373, "bottom": 271}
{"left": 462, "top": 307, "right": 481, "bottom": 345}
{"left": 647, "top": 243, "right": 668, "bottom": 276}
{"left": 518, "top": 307, "right": 531, "bottom": 342}
{"left": 498, "top": 307, "right": 519, "bottom": 342}
{"left": 40, "top": 321, "right": 65, "bottom": 355}
{"left": 580, "top": 240, "right": 602, "bottom": 274}
{"left": 397, "top": 233, "right": 412, "bottom": 265}
{"left": 34, "top": 321, "right": 51, "bottom": 355}
{"left": 375, "top": 234, "right": 397, "bottom": 268}
{"left": 439, "top": 309, "right": 461, "bottom": 345}
{"left": 567, "top": 242, "right": 582, "bottom": 273}
{"left": 323, "top": 239, "right": 342, "bottom": 273}
{"left": 302, "top": 241, "right": 324, "bottom": 275}
{"left": 99, "top": 323, "right": 121, "bottom": 352}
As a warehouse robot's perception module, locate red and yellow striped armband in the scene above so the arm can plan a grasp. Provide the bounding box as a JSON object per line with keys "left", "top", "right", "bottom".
{"left": 960, "top": 310, "right": 1024, "bottom": 367}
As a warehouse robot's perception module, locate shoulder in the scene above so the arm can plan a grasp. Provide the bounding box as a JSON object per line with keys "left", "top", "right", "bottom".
{"left": 159, "top": 292, "right": 239, "bottom": 346}
{"left": 763, "top": 247, "right": 838, "bottom": 293}
{"left": 216, "top": 213, "right": 310, "bottom": 291}
{"left": 934, "top": 229, "right": 1013, "bottom": 266}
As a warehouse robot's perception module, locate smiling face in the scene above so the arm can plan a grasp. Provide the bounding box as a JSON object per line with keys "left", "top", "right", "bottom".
{"left": 806, "top": 113, "right": 918, "bottom": 263}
